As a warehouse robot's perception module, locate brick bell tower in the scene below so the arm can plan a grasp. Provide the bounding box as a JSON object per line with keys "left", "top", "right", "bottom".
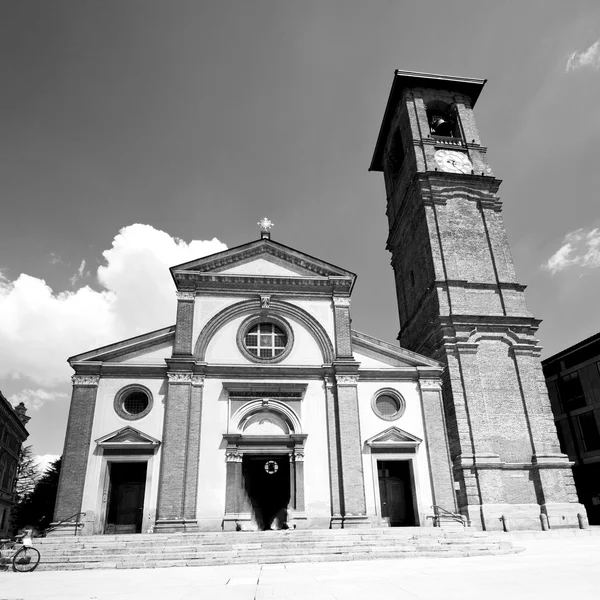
{"left": 370, "top": 70, "right": 585, "bottom": 530}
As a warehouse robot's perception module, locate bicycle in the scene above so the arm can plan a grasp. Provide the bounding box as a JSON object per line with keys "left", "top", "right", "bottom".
{"left": 0, "top": 530, "right": 40, "bottom": 573}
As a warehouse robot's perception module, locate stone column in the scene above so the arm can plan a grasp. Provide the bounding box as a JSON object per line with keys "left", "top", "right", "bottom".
{"left": 292, "top": 450, "right": 305, "bottom": 513}
{"left": 335, "top": 373, "right": 368, "bottom": 527}
{"left": 52, "top": 375, "right": 100, "bottom": 533}
{"left": 173, "top": 291, "right": 195, "bottom": 356}
{"left": 155, "top": 372, "right": 194, "bottom": 532}
{"left": 223, "top": 451, "right": 248, "bottom": 530}
{"left": 417, "top": 376, "right": 456, "bottom": 513}
{"left": 324, "top": 379, "right": 343, "bottom": 528}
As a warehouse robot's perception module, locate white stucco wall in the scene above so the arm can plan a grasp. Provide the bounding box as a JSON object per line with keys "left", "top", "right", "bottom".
{"left": 300, "top": 380, "right": 331, "bottom": 518}
{"left": 357, "top": 380, "right": 433, "bottom": 524}
{"left": 81, "top": 377, "right": 166, "bottom": 533}
{"left": 192, "top": 296, "right": 251, "bottom": 352}
{"left": 196, "top": 378, "right": 229, "bottom": 525}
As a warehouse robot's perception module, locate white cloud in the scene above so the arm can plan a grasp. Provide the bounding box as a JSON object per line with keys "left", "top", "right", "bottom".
{"left": 544, "top": 228, "right": 600, "bottom": 274}
{"left": 9, "top": 388, "right": 69, "bottom": 411}
{"left": 0, "top": 224, "right": 227, "bottom": 388}
{"left": 566, "top": 40, "right": 600, "bottom": 72}
{"left": 35, "top": 454, "right": 60, "bottom": 473}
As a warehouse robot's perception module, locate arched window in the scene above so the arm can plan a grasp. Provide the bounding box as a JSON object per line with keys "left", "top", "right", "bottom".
{"left": 426, "top": 100, "right": 461, "bottom": 139}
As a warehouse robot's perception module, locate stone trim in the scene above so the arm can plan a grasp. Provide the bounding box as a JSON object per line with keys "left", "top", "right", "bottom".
{"left": 226, "top": 451, "right": 243, "bottom": 463}
{"left": 191, "top": 375, "right": 204, "bottom": 387}
{"left": 167, "top": 372, "right": 193, "bottom": 384}
{"left": 71, "top": 375, "right": 100, "bottom": 387}
{"left": 335, "top": 374, "right": 359, "bottom": 385}
{"left": 176, "top": 291, "right": 196, "bottom": 301}
{"left": 332, "top": 297, "right": 351, "bottom": 307}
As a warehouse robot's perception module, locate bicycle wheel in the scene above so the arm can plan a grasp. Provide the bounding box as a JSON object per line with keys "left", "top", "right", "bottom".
{"left": 12, "top": 546, "right": 40, "bottom": 572}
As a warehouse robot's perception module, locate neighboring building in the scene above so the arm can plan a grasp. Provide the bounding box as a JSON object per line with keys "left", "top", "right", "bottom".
{"left": 53, "top": 227, "right": 447, "bottom": 534}
{"left": 54, "top": 70, "right": 585, "bottom": 535}
{"left": 0, "top": 393, "right": 30, "bottom": 537}
{"left": 542, "top": 332, "right": 600, "bottom": 525}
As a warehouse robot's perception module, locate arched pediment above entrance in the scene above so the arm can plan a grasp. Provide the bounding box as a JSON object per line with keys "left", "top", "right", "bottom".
{"left": 231, "top": 399, "right": 302, "bottom": 435}
{"left": 194, "top": 298, "right": 335, "bottom": 364}
{"left": 243, "top": 411, "right": 290, "bottom": 435}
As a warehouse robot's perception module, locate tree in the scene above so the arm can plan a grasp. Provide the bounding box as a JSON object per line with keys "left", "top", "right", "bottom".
{"left": 14, "top": 445, "right": 40, "bottom": 501}
{"left": 12, "top": 457, "right": 61, "bottom": 533}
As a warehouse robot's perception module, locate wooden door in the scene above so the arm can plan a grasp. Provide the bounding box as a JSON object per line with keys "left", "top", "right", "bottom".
{"left": 378, "top": 460, "right": 415, "bottom": 526}
{"left": 105, "top": 462, "right": 147, "bottom": 534}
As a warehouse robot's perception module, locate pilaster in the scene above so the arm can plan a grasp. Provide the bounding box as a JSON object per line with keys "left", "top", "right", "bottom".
{"left": 173, "top": 291, "right": 195, "bottom": 356}
{"left": 332, "top": 296, "right": 353, "bottom": 358}
{"left": 183, "top": 375, "right": 204, "bottom": 521}
{"left": 53, "top": 374, "right": 99, "bottom": 525}
{"left": 334, "top": 370, "right": 368, "bottom": 527}
{"left": 155, "top": 371, "right": 196, "bottom": 532}
{"left": 417, "top": 375, "right": 456, "bottom": 512}
{"left": 324, "top": 378, "right": 343, "bottom": 528}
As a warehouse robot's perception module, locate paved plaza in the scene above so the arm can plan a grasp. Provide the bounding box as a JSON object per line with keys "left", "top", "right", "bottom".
{"left": 1, "top": 535, "right": 599, "bottom": 600}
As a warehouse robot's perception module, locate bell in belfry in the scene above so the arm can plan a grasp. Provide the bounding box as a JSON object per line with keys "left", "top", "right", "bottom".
{"left": 430, "top": 116, "right": 454, "bottom": 137}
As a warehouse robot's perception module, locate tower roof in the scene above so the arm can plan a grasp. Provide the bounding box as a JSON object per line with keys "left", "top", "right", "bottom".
{"left": 369, "top": 70, "right": 487, "bottom": 172}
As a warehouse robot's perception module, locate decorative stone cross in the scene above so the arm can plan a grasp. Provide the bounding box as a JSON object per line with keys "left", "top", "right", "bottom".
{"left": 258, "top": 217, "right": 274, "bottom": 239}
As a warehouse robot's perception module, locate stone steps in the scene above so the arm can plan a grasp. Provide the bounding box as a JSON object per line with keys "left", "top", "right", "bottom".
{"left": 34, "top": 529, "right": 522, "bottom": 571}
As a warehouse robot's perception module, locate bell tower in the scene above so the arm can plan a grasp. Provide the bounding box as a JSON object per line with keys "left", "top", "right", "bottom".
{"left": 370, "top": 70, "right": 585, "bottom": 530}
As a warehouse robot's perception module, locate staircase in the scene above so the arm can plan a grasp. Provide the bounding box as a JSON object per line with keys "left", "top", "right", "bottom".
{"left": 34, "top": 528, "right": 522, "bottom": 571}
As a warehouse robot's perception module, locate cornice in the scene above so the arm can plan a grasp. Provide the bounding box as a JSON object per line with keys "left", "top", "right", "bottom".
{"left": 171, "top": 272, "right": 354, "bottom": 295}
{"left": 71, "top": 363, "right": 168, "bottom": 379}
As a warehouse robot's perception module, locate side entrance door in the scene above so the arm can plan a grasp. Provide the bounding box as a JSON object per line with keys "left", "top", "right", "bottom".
{"left": 105, "top": 462, "right": 147, "bottom": 534}
{"left": 377, "top": 460, "right": 415, "bottom": 526}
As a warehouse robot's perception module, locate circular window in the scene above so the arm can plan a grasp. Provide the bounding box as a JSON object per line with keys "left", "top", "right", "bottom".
{"left": 371, "top": 389, "right": 406, "bottom": 421}
{"left": 245, "top": 323, "right": 287, "bottom": 358}
{"left": 237, "top": 315, "right": 294, "bottom": 363}
{"left": 114, "top": 386, "right": 153, "bottom": 421}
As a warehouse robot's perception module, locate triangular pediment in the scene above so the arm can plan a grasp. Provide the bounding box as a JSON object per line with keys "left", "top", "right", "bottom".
{"left": 171, "top": 239, "right": 355, "bottom": 280}
{"left": 365, "top": 426, "right": 422, "bottom": 448}
{"left": 96, "top": 426, "right": 160, "bottom": 450}
{"left": 69, "top": 326, "right": 174, "bottom": 364}
{"left": 352, "top": 330, "right": 443, "bottom": 369}
{"left": 216, "top": 256, "right": 316, "bottom": 277}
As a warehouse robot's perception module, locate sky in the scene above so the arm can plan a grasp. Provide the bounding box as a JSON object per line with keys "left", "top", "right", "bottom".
{"left": 1, "top": 0, "right": 600, "bottom": 462}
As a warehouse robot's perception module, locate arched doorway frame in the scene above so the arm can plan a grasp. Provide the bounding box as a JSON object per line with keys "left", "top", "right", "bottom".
{"left": 222, "top": 400, "right": 307, "bottom": 530}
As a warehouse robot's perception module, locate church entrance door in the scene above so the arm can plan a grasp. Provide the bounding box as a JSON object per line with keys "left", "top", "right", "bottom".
{"left": 377, "top": 460, "right": 415, "bottom": 526}
{"left": 105, "top": 462, "right": 147, "bottom": 534}
{"left": 243, "top": 455, "right": 290, "bottom": 530}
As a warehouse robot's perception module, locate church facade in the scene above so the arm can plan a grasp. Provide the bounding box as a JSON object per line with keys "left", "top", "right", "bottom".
{"left": 54, "top": 227, "right": 449, "bottom": 534}
{"left": 54, "top": 71, "right": 585, "bottom": 535}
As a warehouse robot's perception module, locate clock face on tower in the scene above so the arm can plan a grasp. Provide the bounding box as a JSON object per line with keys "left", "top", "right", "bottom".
{"left": 435, "top": 149, "right": 473, "bottom": 174}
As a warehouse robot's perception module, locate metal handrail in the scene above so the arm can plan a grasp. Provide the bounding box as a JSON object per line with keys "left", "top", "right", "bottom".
{"left": 39, "top": 512, "right": 86, "bottom": 537}
{"left": 430, "top": 505, "right": 470, "bottom": 527}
